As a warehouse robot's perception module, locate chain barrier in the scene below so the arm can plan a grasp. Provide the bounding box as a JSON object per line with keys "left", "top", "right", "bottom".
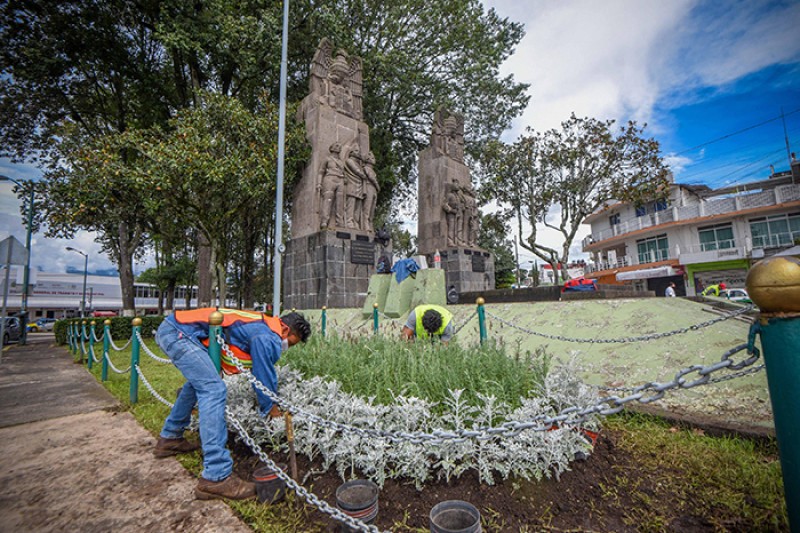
{"left": 226, "top": 410, "right": 386, "bottom": 533}
{"left": 217, "top": 333, "right": 761, "bottom": 445}
{"left": 91, "top": 346, "right": 101, "bottom": 364}
{"left": 103, "top": 350, "right": 131, "bottom": 374}
{"left": 135, "top": 364, "right": 175, "bottom": 408}
{"left": 599, "top": 363, "right": 766, "bottom": 392}
{"left": 134, "top": 330, "right": 173, "bottom": 364}
{"left": 452, "top": 310, "right": 477, "bottom": 336}
{"left": 485, "top": 304, "right": 754, "bottom": 344}
{"left": 108, "top": 333, "right": 132, "bottom": 352}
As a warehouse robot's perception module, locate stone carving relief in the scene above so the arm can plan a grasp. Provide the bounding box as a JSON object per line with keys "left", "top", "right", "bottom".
{"left": 442, "top": 178, "right": 479, "bottom": 247}
{"left": 317, "top": 138, "right": 378, "bottom": 232}
{"left": 310, "top": 38, "right": 363, "bottom": 120}
{"left": 431, "top": 108, "right": 465, "bottom": 162}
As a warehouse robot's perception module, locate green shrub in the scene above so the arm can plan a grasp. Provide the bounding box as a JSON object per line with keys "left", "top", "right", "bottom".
{"left": 55, "top": 315, "right": 165, "bottom": 345}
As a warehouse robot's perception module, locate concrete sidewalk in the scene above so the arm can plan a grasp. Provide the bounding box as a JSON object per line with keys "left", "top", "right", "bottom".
{"left": 0, "top": 337, "right": 251, "bottom": 532}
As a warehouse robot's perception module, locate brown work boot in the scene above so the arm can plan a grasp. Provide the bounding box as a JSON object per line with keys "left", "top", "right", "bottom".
{"left": 195, "top": 473, "right": 256, "bottom": 501}
{"left": 153, "top": 436, "right": 201, "bottom": 458}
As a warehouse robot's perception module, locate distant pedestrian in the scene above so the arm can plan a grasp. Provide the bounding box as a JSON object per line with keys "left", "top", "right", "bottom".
{"left": 665, "top": 282, "right": 676, "bottom": 298}
{"left": 402, "top": 304, "right": 454, "bottom": 345}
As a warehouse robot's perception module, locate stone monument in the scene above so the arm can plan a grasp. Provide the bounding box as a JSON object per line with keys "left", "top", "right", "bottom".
{"left": 417, "top": 108, "right": 494, "bottom": 297}
{"left": 284, "top": 39, "right": 387, "bottom": 309}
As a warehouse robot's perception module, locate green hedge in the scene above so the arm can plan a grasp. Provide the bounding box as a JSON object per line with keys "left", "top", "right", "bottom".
{"left": 55, "top": 316, "right": 165, "bottom": 345}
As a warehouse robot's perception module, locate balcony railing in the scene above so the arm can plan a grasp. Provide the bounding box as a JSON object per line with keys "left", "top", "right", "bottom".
{"left": 752, "top": 231, "right": 800, "bottom": 249}
{"left": 583, "top": 183, "right": 800, "bottom": 251}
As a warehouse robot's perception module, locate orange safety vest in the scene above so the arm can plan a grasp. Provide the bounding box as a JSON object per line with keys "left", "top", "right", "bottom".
{"left": 173, "top": 308, "right": 288, "bottom": 375}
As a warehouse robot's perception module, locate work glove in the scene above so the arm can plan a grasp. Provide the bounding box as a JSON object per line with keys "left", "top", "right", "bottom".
{"left": 268, "top": 404, "right": 283, "bottom": 418}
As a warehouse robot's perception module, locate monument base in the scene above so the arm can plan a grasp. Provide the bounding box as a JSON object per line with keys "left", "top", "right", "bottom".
{"left": 423, "top": 247, "right": 495, "bottom": 300}
{"left": 284, "top": 229, "right": 387, "bottom": 310}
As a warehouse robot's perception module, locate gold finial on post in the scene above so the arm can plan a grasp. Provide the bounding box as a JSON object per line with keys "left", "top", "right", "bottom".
{"left": 476, "top": 297, "right": 485, "bottom": 306}
{"left": 104, "top": 319, "right": 112, "bottom": 326}
{"left": 209, "top": 311, "right": 224, "bottom": 326}
{"left": 132, "top": 317, "right": 142, "bottom": 327}
{"left": 746, "top": 256, "right": 800, "bottom": 313}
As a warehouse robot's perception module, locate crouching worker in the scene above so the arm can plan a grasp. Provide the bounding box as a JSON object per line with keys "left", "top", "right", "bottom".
{"left": 153, "top": 308, "right": 311, "bottom": 500}
{"left": 402, "top": 304, "right": 454, "bottom": 345}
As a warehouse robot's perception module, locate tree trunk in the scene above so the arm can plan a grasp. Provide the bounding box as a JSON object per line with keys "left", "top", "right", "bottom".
{"left": 117, "top": 222, "right": 137, "bottom": 317}
{"left": 197, "top": 233, "right": 213, "bottom": 307}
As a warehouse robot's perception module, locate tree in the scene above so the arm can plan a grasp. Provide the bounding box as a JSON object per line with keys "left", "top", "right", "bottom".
{"left": 483, "top": 115, "right": 669, "bottom": 284}
{"left": 477, "top": 213, "right": 516, "bottom": 289}
{"left": 289, "top": 0, "right": 530, "bottom": 218}
{"left": 123, "top": 93, "right": 309, "bottom": 307}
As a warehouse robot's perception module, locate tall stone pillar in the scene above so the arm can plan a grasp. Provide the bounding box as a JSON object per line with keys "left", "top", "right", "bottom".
{"left": 418, "top": 108, "right": 494, "bottom": 298}
{"left": 285, "top": 39, "right": 387, "bottom": 309}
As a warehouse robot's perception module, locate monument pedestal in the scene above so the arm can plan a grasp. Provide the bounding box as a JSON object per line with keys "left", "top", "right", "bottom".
{"left": 424, "top": 248, "right": 495, "bottom": 298}
{"left": 284, "top": 229, "right": 387, "bottom": 309}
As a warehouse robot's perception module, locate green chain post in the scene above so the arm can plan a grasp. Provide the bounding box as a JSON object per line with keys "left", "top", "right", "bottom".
{"left": 67, "top": 322, "right": 74, "bottom": 352}
{"left": 79, "top": 320, "right": 87, "bottom": 363}
{"left": 129, "top": 317, "right": 142, "bottom": 404}
{"left": 746, "top": 256, "right": 800, "bottom": 531}
{"left": 321, "top": 306, "right": 327, "bottom": 338}
{"left": 87, "top": 320, "right": 96, "bottom": 370}
{"left": 101, "top": 319, "right": 110, "bottom": 382}
{"left": 477, "top": 297, "right": 487, "bottom": 344}
{"left": 207, "top": 310, "right": 223, "bottom": 373}
{"left": 373, "top": 302, "right": 379, "bottom": 334}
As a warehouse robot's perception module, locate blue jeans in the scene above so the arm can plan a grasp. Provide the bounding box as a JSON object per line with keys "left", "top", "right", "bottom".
{"left": 156, "top": 319, "right": 233, "bottom": 482}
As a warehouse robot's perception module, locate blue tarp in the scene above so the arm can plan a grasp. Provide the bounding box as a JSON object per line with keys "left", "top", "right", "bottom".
{"left": 391, "top": 258, "right": 420, "bottom": 283}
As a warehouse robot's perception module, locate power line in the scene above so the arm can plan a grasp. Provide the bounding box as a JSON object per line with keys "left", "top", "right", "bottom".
{"left": 673, "top": 107, "right": 800, "bottom": 156}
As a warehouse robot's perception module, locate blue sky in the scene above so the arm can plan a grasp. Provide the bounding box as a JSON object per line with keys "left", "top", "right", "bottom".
{"left": 2, "top": 0, "right": 800, "bottom": 272}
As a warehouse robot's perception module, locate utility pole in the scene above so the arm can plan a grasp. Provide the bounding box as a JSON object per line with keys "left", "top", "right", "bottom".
{"left": 514, "top": 238, "right": 521, "bottom": 286}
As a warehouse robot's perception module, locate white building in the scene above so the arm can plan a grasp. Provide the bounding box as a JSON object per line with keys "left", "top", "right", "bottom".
{"left": 582, "top": 163, "right": 800, "bottom": 296}
{"left": 0, "top": 267, "right": 198, "bottom": 319}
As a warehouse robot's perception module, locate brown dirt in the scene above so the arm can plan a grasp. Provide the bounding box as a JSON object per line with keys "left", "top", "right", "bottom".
{"left": 229, "top": 424, "right": 778, "bottom": 533}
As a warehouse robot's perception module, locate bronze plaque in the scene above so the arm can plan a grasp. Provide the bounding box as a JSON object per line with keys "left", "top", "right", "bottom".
{"left": 351, "top": 241, "right": 376, "bottom": 265}
{"left": 472, "top": 254, "right": 486, "bottom": 272}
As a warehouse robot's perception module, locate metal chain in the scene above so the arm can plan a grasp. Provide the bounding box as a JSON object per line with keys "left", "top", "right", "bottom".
{"left": 91, "top": 346, "right": 101, "bottom": 364}
{"left": 134, "top": 330, "right": 173, "bottom": 364}
{"left": 453, "top": 310, "right": 477, "bottom": 336}
{"left": 226, "top": 410, "right": 387, "bottom": 533}
{"left": 107, "top": 333, "right": 132, "bottom": 352}
{"left": 135, "top": 364, "right": 175, "bottom": 408}
{"left": 216, "top": 333, "right": 760, "bottom": 445}
{"left": 103, "top": 350, "right": 131, "bottom": 374}
{"left": 485, "top": 304, "right": 754, "bottom": 344}
{"left": 91, "top": 328, "right": 102, "bottom": 343}
{"left": 599, "top": 363, "right": 766, "bottom": 392}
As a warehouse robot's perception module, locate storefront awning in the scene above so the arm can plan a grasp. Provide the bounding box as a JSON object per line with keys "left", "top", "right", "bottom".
{"left": 616, "top": 266, "right": 676, "bottom": 281}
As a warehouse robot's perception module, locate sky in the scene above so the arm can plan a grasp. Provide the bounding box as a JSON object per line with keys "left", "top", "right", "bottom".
{"left": 2, "top": 0, "right": 800, "bottom": 274}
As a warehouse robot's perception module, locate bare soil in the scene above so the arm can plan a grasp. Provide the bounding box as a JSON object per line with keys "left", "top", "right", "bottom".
{"left": 230, "top": 421, "right": 781, "bottom": 532}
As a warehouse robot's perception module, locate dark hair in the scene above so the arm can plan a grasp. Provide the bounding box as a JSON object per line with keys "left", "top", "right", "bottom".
{"left": 281, "top": 312, "right": 311, "bottom": 343}
{"left": 421, "top": 309, "right": 443, "bottom": 334}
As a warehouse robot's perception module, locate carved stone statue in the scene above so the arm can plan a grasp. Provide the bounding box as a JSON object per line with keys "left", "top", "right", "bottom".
{"left": 361, "top": 151, "right": 379, "bottom": 231}
{"left": 462, "top": 188, "right": 479, "bottom": 245}
{"left": 431, "top": 108, "right": 465, "bottom": 162}
{"left": 309, "top": 38, "right": 363, "bottom": 120}
{"left": 442, "top": 179, "right": 462, "bottom": 246}
{"left": 318, "top": 142, "right": 345, "bottom": 228}
{"left": 343, "top": 142, "right": 367, "bottom": 228}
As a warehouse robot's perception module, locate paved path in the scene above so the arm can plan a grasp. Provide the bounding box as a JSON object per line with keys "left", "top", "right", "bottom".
{"left": 0, "top": 337, "right": 251, "bottom": 533}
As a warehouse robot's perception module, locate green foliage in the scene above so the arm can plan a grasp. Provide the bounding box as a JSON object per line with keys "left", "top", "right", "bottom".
{"left": 56, "top": 316, "right": 164, "bottom": 345}
{"left": 280, "top": 334, "right": 548, "bottom": 410}
{"left": 605, "top": 413, "right": 787, "bottom": 531}
{"left": 482, "top": 115, "right": 670, "bottom": 283}
{"left": 477, "top": 212, "right": 516, "bottom": 288}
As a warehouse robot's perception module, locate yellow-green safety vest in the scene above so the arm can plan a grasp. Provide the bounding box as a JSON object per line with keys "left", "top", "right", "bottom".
{"left": 414, "top": 305, "right": 453, "bottom": 339}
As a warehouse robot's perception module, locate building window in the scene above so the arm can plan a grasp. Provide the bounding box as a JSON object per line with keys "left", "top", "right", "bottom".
{"left": 698, "top": 223, "right": 734, "bottom": 251}
{"left": 635, "top": 205, "right": 646, "bottom": 217}
{"left": 636, "top": 235, "right": 669, "bottom": 264}
{"left": 636, "top": 234, "right": 669, "bottom": 264}
{"left": 750, "top": 212, "right": 800, "bottom": 248}
{"left": 609, "top": 213, "right": 620, "bottom": 226}
{"left": 653, "top": 199, "right": 668, "bottom": 212}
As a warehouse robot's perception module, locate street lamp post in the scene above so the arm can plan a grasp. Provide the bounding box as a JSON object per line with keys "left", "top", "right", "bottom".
{"left": 66, "top": 247, "right": 88, "bottom": 318}
{"left": 0, "top": 175, "right": 34, "bottom": 345}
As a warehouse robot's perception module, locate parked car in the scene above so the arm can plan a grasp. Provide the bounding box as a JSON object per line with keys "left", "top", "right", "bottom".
{"left": 2, "top": 317, "right": 22, "bottom": 345}
{"left": 722, "top": 288, "right": 751, "bottom": 303}
{"left": 27, "top": 318, "right": 57, "bottom": 332}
